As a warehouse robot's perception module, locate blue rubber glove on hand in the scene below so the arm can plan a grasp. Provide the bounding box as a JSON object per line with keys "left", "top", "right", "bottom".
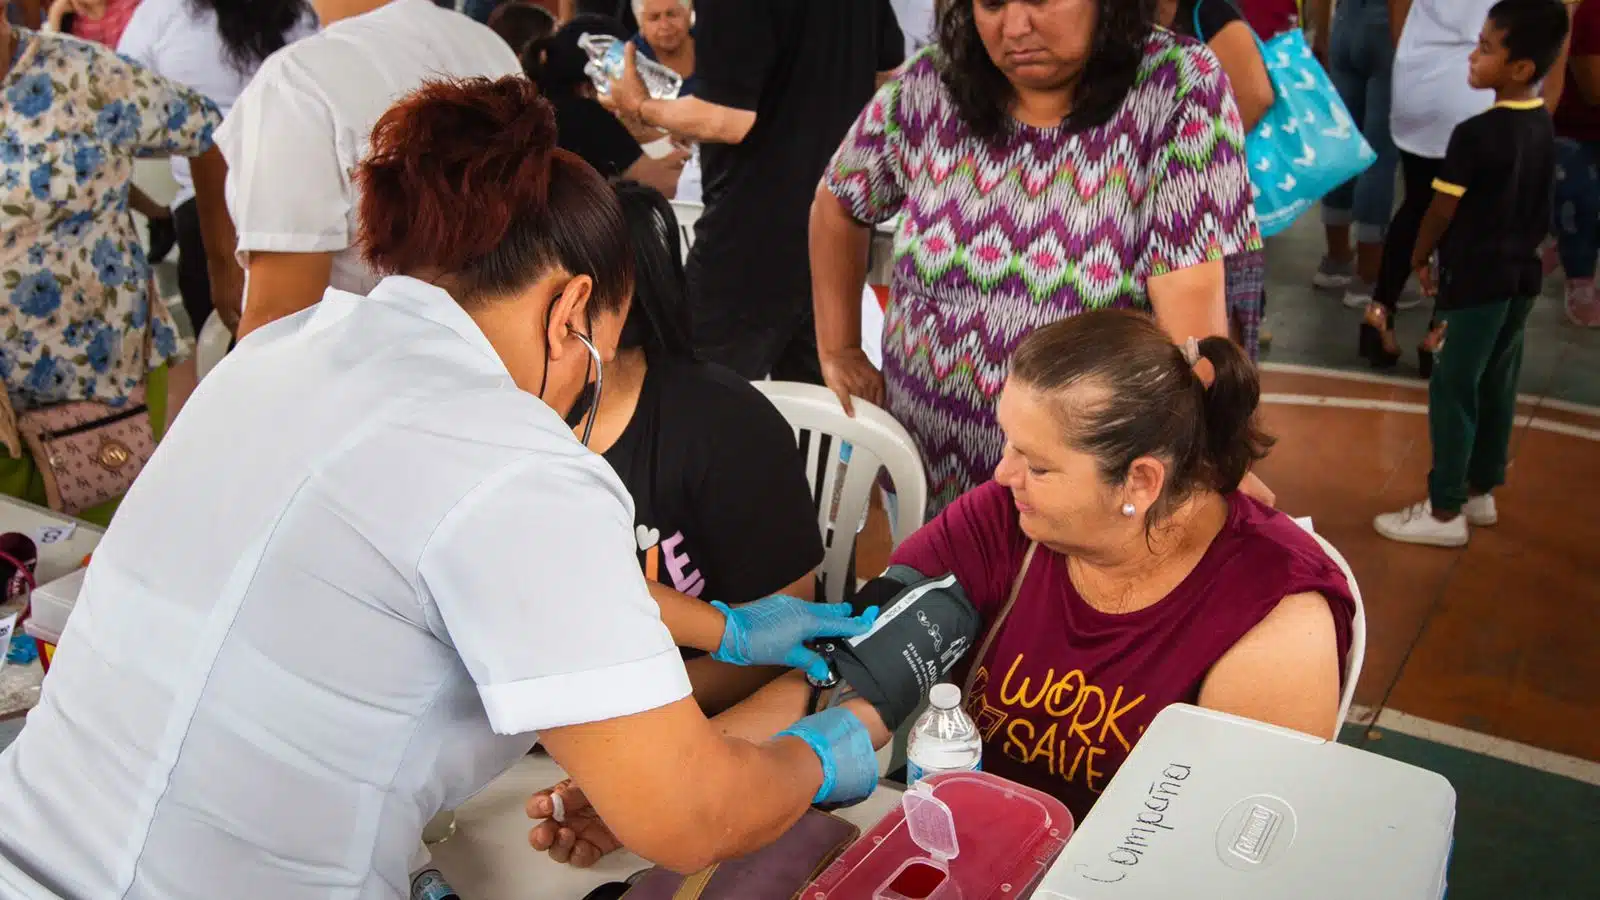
{"left": 711, "top": 596, "right": 879, "bottom": 682}
{"left": 777, "top": 706, "right": 879, "bottom": 805}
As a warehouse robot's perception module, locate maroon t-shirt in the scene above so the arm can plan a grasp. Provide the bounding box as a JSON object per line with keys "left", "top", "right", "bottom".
{"left": 1236, "top": 0, "right": 1300, "bottom": 38}
{"left": 889, "top": 481, "right": 1355, "bottom": 824}
{"left": 1555, "top": 1, "right": 1600, "bottom": 141}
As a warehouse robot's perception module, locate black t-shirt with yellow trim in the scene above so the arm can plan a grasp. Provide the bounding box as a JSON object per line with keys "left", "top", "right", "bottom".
{"left": 1432, "top": 100, "right": 1555, "bottom": 310}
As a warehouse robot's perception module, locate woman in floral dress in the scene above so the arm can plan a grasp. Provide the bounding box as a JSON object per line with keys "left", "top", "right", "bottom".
{"left": 0, "top": 17, "right": 234, "bottom": 522}
{"left": 811, "top": 0, "right": 1266, "bottom": 517}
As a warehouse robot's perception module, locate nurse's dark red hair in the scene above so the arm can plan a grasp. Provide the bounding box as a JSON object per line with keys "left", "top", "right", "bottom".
{"left": 355, "top": 75, "right": 632, "bottom": 310}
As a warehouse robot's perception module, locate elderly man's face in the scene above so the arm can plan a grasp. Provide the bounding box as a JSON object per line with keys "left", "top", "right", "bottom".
{"left": 639, "top": 0, "right": 690, "bottom": 55}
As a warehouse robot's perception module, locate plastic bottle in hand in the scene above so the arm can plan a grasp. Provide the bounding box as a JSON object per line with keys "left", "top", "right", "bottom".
{"left": 906, "top": 683, "right": 982, "bottom": 786}
{"left": 578, "top": 33, "right": 683, "bottom": 100}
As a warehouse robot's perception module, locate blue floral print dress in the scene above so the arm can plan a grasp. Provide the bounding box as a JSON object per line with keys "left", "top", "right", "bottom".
{"left": 1, "top": 28, "right": 219, "bottom": 412}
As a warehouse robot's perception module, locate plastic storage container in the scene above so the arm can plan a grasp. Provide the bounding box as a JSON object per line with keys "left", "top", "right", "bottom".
{"left": 804, "top": 771, "right": 1072, "bottom": 900}
{"left": 21, "top": 567, "right": 85, "bottom": 673}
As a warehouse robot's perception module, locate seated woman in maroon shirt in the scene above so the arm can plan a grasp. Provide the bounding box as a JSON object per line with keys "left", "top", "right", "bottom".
{"left": 527, "top": 310, "right": 1355, "bottom": 861}
{"left": 889, "top": 311, "right": 1356, "bottom": 822}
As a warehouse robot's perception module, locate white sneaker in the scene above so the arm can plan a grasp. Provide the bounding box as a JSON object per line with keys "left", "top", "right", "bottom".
{"left": 1463, "top": 494, "right": 1498, "bottom": 527}
{"left": 1374, "top": 500, "right": 1469, "bottom": 547}
{"left": 1342, "top": 283, "right": 1375, "bottom": 309}
{"left": 1314, "top": 257, "right": 1356, "bottom": 290}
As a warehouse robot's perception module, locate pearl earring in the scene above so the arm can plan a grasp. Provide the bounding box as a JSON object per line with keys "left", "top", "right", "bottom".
{"left": 1121, "top": 503, "right": 1136, "bottom": 517}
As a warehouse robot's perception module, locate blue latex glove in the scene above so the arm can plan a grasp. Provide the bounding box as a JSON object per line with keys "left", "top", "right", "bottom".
{"left": 711, "top": 596, "right": 879, "bottom": 681}
{"left": 777, "top": 706, "right": 879, "bottom": 805}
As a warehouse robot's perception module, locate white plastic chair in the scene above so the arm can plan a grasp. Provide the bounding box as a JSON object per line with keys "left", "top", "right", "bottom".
{"left": 669, "top": 200, "right": 703, "bottom": 263}
{"left": 752, "top": 381, "right": 927, "bottom": 608}
{"left": 195, "top": 310, "right": 232, "bottom": 381}
{"left": 1295, "top": 522, "right": 1368, "bottom": 732}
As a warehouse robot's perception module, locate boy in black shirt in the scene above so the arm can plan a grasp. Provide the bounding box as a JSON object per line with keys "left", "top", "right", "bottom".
{"left": 1375, "top": 0, "right": 1569, "bottom": 548}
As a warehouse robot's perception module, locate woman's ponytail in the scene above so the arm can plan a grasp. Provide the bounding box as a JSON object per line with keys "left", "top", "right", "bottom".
{"left": 1195, "top": 336, "right": 1275, "bottom": 493}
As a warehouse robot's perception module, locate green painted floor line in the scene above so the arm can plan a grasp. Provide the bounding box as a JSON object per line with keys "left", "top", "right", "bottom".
{"left": 1340, "top": 724, "right": 1599, "bottom": 899}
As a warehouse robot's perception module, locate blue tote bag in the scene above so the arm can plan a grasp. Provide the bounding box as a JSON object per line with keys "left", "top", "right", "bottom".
{"left": 1196, "top": 6, "right": 1376, "bottom": 236}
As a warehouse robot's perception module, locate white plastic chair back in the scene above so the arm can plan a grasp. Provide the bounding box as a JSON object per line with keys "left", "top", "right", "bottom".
{"left": 195, "top": 311, "right": 232, "bottom": 381}
{"left": 669, "top": 200, "right": 703, "bottom": 263}
{"left": 753, "top": 381, "right": 927, "bottom": 608}
{"left": 1295, "top": 522, "right": 1367, "bottom": 732}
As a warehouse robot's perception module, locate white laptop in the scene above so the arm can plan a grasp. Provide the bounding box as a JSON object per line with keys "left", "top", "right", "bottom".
{"left": 1034, "top": 704, "right": 1455, "bottom": 900}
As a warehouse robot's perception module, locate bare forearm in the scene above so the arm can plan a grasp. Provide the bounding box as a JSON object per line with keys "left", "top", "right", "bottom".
{"left": 637, "top": 96, "right": 754, "bottom": 145}
{"left": 1148, "top": 260, "right": 1230, "bottom": 345}
{"left": 1388, "top": 0, "right": 1413, "bottom": 47}
{"left": 1544, "top": 4, "right": 1580, "bottom": 109}
{"left": 650, "top": 582, "right": 726, "bottom": 653}
{"left": 810, "top": 188, "right": 873, "bottom": 358}
{"left": 663, "top": 733, "right": 825, "bottom": 869}
{"left": 189, "top": 149, "right": 243, "bottom": 331}
{"left": 1410, "top": 196, "right": 1456, "bottom": 269}
{"left": 713, "top": 669, "right": 892, "bottom": 749}
{"left": 1305, "top": 0, "right": 1332, "bottom": 41}
{"left": 686, "top": 656, "right": 786, "bottom": 718}
{"left": 16, "top": 0, "right": 42, "bottom": 29}
{"left": 236, "top": 251, "right": 334, "bottom": 339}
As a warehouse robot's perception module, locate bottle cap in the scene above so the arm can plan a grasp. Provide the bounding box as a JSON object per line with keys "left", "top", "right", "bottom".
{"left": 928, "top": 683, "right": 960, "bottom": 710}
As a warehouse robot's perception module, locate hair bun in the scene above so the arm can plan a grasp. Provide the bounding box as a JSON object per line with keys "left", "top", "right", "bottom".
{"left": 356, "top": 75, "right": 560, "bottom": 276}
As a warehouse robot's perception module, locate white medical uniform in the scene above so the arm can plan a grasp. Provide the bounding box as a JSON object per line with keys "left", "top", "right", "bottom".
{"left": 117, "top": 0, "right": 320, "bottom": 210}
{"left": 0, "top": 277, "right": 693, "bottom": 899}
{"left": 216, "top": 0, "right": 520, "bottom": 297}
{"left": 1390, "top": 0, "right": 1497, "bottom": 159}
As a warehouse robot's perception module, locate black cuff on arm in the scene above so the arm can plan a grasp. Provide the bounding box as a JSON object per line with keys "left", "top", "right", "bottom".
{"left": 808, "top": 566, "right": 981, "bottom": 731}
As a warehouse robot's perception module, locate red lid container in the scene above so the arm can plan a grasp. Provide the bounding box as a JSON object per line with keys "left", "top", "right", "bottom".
{"left": 805, "top": 772, "right": 1073, "bottom": 900}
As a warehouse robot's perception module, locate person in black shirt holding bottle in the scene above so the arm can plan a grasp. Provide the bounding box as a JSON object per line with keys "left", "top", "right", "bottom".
{"left": 604, "top": 0, "right": 904, "bottom": 383}
{"left": 1375, "top": 0, "right": 1567, "bottom": 548}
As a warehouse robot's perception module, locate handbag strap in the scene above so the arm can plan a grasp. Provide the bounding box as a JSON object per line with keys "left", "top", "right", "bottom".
{"left": 962, "top": 542, "right": 1039, "bottom": 697}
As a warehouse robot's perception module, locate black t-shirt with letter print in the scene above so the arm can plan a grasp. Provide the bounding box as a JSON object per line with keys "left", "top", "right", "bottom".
{"left": 1431, "top": 101, "right": 1555, "bottom": 310}
{"left": 601, "top": 356, "right": 825, "bottom": 658}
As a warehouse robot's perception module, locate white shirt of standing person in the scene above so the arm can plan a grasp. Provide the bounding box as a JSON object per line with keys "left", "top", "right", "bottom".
{"left": 0, "top": 276, "right": 693, "bottom": 900}
{"left": 216, "top": 0, "right": 520, "bottom": 299}
{"left": 117, "top": 0, "right": 320, "bottom": 210}
{"left": 1390, "top": 0, "right": 1497, "bottom": 159}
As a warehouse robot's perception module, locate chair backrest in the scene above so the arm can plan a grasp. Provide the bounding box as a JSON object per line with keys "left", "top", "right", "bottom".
{"left": 753, "top": 381, "right": 927, "bottom": 607}
{"left": 1297, "top": 524, "right": 1367, "bottom": 733}
{"left": 669, "top": 200, "right": 703, "bottom": 263}
{"left": 195, "top": 311, "right": 231, "bottom": 381}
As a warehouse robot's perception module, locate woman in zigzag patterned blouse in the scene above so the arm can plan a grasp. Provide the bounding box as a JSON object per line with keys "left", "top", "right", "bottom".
{"left": 812, "top": 0, "right": 1266, "bottom": 519}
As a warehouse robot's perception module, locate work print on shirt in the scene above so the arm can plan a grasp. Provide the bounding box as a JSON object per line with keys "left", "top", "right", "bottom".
{"left": 636, "top": 523, "right": 705, "bottom": 597}
{"left": 965, "top": 653, "right": 1148, "bottom": 797}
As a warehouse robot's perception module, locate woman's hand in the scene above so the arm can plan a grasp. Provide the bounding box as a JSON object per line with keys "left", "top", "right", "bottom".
{"left": 1238, "top": 471, "right": 1276, "bottom": 508}
{"left": 527, "top": 781, "right": 622, "bottom": 868}
{"left": 712, "top": 596, "right": 879, "bottom": 681}
{"left": 820, "top": 347, "right": 885, "bottom": 417}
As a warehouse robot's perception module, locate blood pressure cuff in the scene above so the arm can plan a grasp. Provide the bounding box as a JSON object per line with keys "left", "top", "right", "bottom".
{"left": 809, "top": 566, "right": 981, "bottom": 731}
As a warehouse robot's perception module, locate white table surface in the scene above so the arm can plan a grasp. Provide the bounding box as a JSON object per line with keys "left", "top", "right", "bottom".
{"left": 431, "top": 756, "right": 905, "bottom": 900}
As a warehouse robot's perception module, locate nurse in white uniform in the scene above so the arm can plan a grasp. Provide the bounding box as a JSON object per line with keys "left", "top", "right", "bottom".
{"left": 0, "top": 76, "right": 882, "bottom": 900}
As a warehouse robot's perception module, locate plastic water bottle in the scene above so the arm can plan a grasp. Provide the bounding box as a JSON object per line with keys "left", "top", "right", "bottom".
{"left": 410, "top": 869, "right": 459, "bottom": 900}
{"left": 578, "top": 33, "right": 684, "bottom": 100}
{"left": 906, "top": 683, "right": 982, "bottom": 786}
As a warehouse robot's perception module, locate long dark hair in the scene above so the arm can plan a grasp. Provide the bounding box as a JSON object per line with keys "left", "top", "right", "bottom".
{"left": 190, "top": 0, "right": 311, "bottom": 74}
{"left": 613, "top": 180, "right": 696, "bottom": 360}
{"left": 936, "top": 0, "right": 1157, "bottom": 141}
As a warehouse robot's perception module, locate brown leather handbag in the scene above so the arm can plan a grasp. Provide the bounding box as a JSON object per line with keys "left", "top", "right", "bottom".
{"left": 9, "top": 388, "right": 155, "bottom": 516}
{"left": 621, "top": 810, "right": 861, "bottom": 900}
